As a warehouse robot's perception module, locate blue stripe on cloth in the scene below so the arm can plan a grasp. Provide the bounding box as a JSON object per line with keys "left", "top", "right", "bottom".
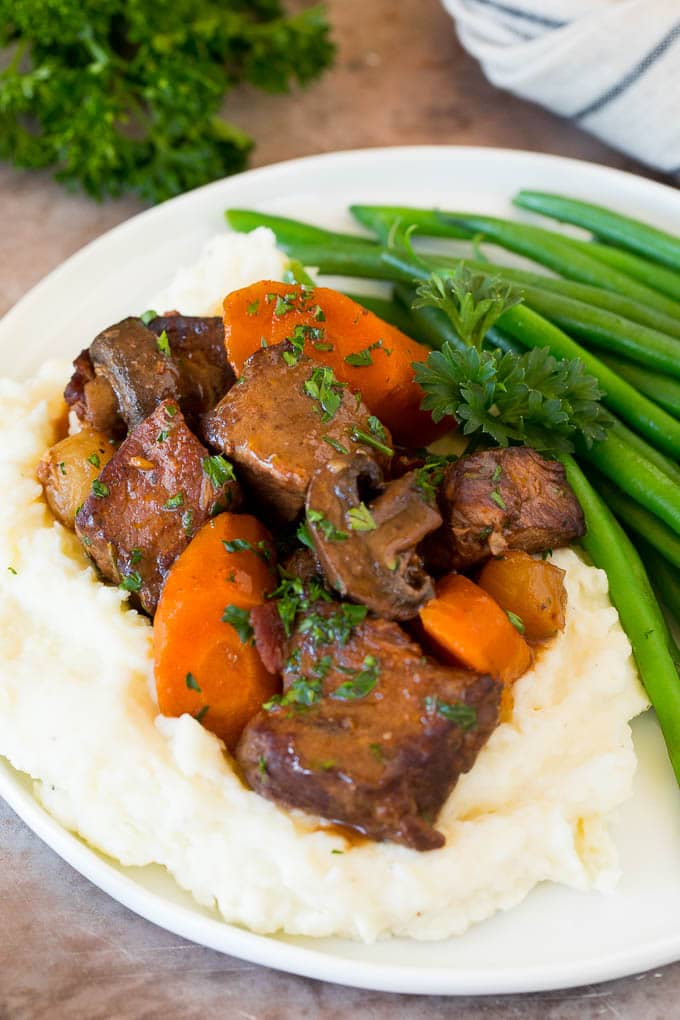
{"left": 574, "top": 20, "right": 680, "bottom": 120}
{"left": 469, "top": 0, "right": 567, "bottom": 30}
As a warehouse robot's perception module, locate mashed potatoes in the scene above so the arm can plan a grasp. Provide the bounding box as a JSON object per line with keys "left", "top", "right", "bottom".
{"left": 0, "top": 233, "right": 649, "bottom": 942}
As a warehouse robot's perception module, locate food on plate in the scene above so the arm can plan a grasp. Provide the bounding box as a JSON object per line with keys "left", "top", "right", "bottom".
{"left": 36, "top": 427, "right": 115, "bottom": 530}
{"left": 0, "top": 216, "right": 656, "bottom": 941}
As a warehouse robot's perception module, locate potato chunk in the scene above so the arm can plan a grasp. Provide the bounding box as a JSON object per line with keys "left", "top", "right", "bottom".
{"left": 37, "top": 429, "right": 115, "bottom": 529}
{"left": 478, "top": 550, "right": 567, "bottom": 641}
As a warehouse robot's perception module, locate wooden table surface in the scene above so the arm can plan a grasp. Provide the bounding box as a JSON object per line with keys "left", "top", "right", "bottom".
{"left": 1, "top": 2, "right": 679, "bottom": 1016}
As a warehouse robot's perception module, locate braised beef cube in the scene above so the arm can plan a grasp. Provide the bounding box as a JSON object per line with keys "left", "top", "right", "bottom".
{"left": 64, "top": 349, "right": 125, "bottom": 437}
{"left": 90, "top": 317, "right": 181, "bottom": 432}
{"left": 203, "top": 345, "right": 393, "bottom": 522}
{"left": 75, "top": 399, "right": 241, "bottom": 614}
{"left": 425, "top": 447, "right": 585, "bottom": 573}
{"left": 238, "top": 609, "right": 501, "bottom": 851}
{"left": 147, "top": 315, "right": 235, "bottom": 429}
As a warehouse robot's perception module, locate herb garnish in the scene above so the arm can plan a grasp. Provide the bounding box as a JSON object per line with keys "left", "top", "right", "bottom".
{"left": 490, "top": 490, "right": 506, "bottom": 510}
{"left": 222, "top": 604, "right": 253, "bottom": 643}
{"left": 247, "top": 299, "right": 259, "bottom": 316}
{"left": 164, "top": 492, "right": 184, "bottom": 510}
{"left": 87, "top": 452, "right": 100, "bottom": 469}
{"left": 350, "top": 426, "right": 393, "bottom": 458}
{"left": 157, "top": 429, "right": 170, "bottom": 444}
{"left": 140, "top": 310, "right": 157, "bottom": 326}
{"left": 413, "top": 269, "right": 613, "bottom": 452}
{"left": 92, "top": 479, "right": 109, "bottom": 498}
{"left": 297, "top": 602, "right": 368, "bottom": 647}
{"left": 304, "top": 365, "right": 345, "bottom": 422}
{"left": 7, "top": 566, "right": 17, "bottom": 575}
{"left": 369, "top": 742, "right": 384, "bottom": 762}
{"left": 507, "top": 611, "right": 525, "bottom": 634}
{"left": 181, "top": 509, "right": 194, "bottom": 536}
{"left": 119, "top": 571, "right": 142, "bottom": 593}
{"left": 331, "top": 655, "right": 380, "bottom": 700}
{"left": 130, "top": 548, "right": 143, "bottom": 564}
{"left": 185, "top": 672, "right": 202, "bottom": 692}
{"left": 223, "top": 537, "right": 272, "bottom": 563}
{"left": 347, "top": 503, "right": 377, "bottom": 532}
{"left": 307, "top": 508, "right": 349, "bottom": 543}
{"left": 58, "top": 461, "right": 67, "bottom": 476}
{"left": 344, "top": 340, "right": 384, "bottom": 367}
{"left": 202, "top": 455, "right": 236, "bottom": 488}
{"left": 194, "top": 705, "right": 209, "bottom": 723}
{"left": 323, "top": 435, "right": 350, "bottom": 455}
{"left": 424, "top": 695, "right": 477, "bottom": 730}
{"left": 156, "top": 330, "right": 171, "bottom": 356}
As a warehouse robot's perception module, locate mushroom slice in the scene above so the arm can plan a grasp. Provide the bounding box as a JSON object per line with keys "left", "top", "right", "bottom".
{"left": 306, "top": 454, "right": 442, "bottom": 620}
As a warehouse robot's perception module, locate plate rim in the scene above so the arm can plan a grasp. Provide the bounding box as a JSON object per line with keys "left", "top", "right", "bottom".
{"left": 2, "top": 143, "right": 680, "bottom": 996}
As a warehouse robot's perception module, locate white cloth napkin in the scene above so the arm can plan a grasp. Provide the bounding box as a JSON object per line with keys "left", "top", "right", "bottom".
{"left": 441, "top": 0, "right": 680, "bottom": 176}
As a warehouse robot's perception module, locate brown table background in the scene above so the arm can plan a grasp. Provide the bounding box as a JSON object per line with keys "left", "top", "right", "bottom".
{"left": 1, "top": 2, "right": 678, "bottom": 1016}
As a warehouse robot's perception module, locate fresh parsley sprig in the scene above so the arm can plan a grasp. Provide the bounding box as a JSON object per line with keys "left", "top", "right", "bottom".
{"left": 412, "top": 270, "right": 613, "bottom": 453}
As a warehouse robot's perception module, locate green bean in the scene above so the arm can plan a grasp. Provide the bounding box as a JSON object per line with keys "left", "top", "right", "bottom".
{"left": 577, "top": 425, "right": 680, "bottom": 536}
{"left": 559, "top": 454, "right": 680, "bottom": 785}
{"left": 586, "top": 467, "right": 680, "bottom": 569}
{"left": 498, "top": 305, "right": 680, "bottom": 459}
{"left": 350, "top": 205, "right": 469, "bottom": 242}
{"left": 584, "top": 242, "right": 680, "bottom": 303}
{"left": 635, "top": 537, "right": 680, "bottom": 622}
{"left": 514, "top": 191, "right": 680, "bottom": 274}
{"left": 609, "top": 418, "right": 680, "bottom": 487}
{"left": 226, "top": 209, "right": 377, "bottom": 248}
{"left": 598, "top": 353, "right": 680, "bottom": 419}
{"left": 440, "top": 213, "right": 680, "bottom": 317}
{"left": 514, "top": 286, "right": 680, "bottom": 379}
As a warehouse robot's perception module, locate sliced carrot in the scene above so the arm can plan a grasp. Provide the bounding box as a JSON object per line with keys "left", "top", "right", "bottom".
{"left": 153, "top": 513, "right": 279, "bottom": 750}
{"left": 478, "top": 550, "right": 567, "bottom": 641}
{"left": 419, "top": 573, "right": 532, "bottom": 685}
{"left": 223, "top": 281, "right": 445, "bottom": 446}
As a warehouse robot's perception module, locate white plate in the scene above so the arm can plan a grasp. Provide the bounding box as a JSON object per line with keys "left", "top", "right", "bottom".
{"left": 2, "top": 146, "right": 680, "bottom": 996}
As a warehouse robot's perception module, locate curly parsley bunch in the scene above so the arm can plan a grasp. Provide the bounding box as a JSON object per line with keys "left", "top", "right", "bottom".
{"left": 0, "top": 1, "right": 334, "bottom": 202}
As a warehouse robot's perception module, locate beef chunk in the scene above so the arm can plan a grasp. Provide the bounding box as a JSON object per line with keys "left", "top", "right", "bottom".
{"left": 64, "top": 349, "right": 125, "bottom": 437}
{"left": 238, "top": 608, "right": 501, "bottom": 850}
{"left": 203, "top": 345, "right": 393, "bottom": 522}
{"left": 89, "top": 317, "right": 181, "bottom": 432}
{"left": 425, "top": 447, "right": 585, "bottom": 573}
{"left": 75, "top": 399, "right": 241, "bottom": 614}
{"left": 146, "top": 315, "right": 235, "bottom": 430}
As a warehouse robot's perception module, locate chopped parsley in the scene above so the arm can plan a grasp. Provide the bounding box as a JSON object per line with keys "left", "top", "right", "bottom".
{"left": 194, "top": 705, "right": 210, "bottom": 723}
{"left": 181, "top": 509, "right": 194, "bottom": 536}
{"left": 155, "top": 330, "right": 171, "bottom": 356}
{"left": 7, "top": 566, "right": 17, "bottom": 575}
{"left": 296, "top": 520, "right": 314, "bottom": 549}
{"left": 92, "top": 479, "right": 109, "bottom": 498}
{"left": 264, "top": 675, "right": 323, "bottom": 711}
{"left": 119, "top": 571, "right": 142, "bottom": 593}
{"left": 273, "top": 292, "right": 296, "bottom": 316}
{"left": 156, "top": 429, "right": 170, "bottom": 444}
{"left": 202, "top": 454, "right": 236, "bottom": 488}
{"left": 130, "top": 547, "right": 143, "bottom": 564}
{"left": 344, "top": 340, "right": 384, "bottom": 367}
{"left": 414, "top": 454, "right": 455, "bottom": 503}
{"left": 223, "top": 537, "right": 272, "bottom": 563}
{"left": 87, "top": 452, "right": 100, "bottom": 469}
{"left": 492, "top": 463, "right": 502, "bottom": 483}
{"left": 185, "top": 672, "right": 202, "bottom": 692}
{"left": 331, "top": 655, "right": 380, "bottom": 701}
{"left": 297, "top": 602, "right": 368, "bottom": 648}
{"left": 58, "top": 461, "right": 67, "bottom": 476}
{"left": 165, "top": 404, "right": 177, "bottom": 418}
{"left": 257, "top": 754, "right": 267, "bottom": 775}
{"left": 222, "top": 604, "right": 253, "bottom": 643}
{"left": 489, "top": 489, "right": 506, "bottom": 510}
{"left": 347, "top": 502, "right": 376, "bottom": 532}
{"left": 247, "top": 299, "right": 260, "bottom": 316}
{"left": 311, "top": 305, "right": 326, "bottom": 322}
{"left": 163, "top": 492, "right": 184, "bottom": 510}
{"left": 307, "top": 508, "right": 348, "bottom": 543}
{"left": 368, "top": 742, "right": 384, "bottom": 762}
{"left": 349, "top": 426, "right": 393, "bottom": 458}
{"left": 268, "top": 571, "right": 333, "bottom": 637}
{"left": 424, "top": 695, "right": 477, "bottom": 730}
{"left": 140, "top": 309, "right": 157, "bottom": 325}
{"left": 323, "top": 435, "right": 349, "bottom": 456}
{"left": 304, "top": 365, "right": 345, "bottom": 422}
{"left": 506, "top": 611, "right": 525, "bottom": 634}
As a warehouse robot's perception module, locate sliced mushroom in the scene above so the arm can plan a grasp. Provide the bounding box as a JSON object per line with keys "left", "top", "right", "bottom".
{"left": 90, "top": 317, "right": 181, "bottom": 431}
{"left": 305, "top": 454, "right": 442, "bottom": 620}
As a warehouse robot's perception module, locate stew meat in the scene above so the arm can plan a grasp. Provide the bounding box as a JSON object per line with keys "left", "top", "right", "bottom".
{"left": 425, "top": 447, "right": 586, "bottom": 572}
{"left": 202, "top": 344, "right": 393, "bottom": 522}
{"left": 75, "top": 399, "right": 241, "bottom": 614}
{"left": 239, "top": 604, "right": 501, "bottom": 850}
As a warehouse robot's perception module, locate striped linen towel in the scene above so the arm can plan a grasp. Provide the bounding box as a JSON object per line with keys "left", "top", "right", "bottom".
{"left": 441, "top": 0, "right": 680, "bottom": 176}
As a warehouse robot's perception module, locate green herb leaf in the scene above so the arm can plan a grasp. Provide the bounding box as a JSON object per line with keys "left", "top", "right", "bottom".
{"left": 247, "top": 299, "right": 260, "bottom": 316}
{"left": 322, "top": 435, "right": 349, "bottom": 455}
{"left": 331, "top": 655, "right": 380, "bottom": 701}
{"left": 163, "top": 492, "right": 184, "bottom": 510}
{"left": 424, "top": 695, "right": 477, "bottom": 730}
{"left": 130, "top": 547, "right": 143, "bottom": 564}
{"left": 87, "top": 452, "right": 100, "bottom": 469}
{"left": 350, "top": 427, "right": 393, "bottom": 458}
{"left": 185, "top": 672, "right": 202, "bottom": 692}
{"left": 157, "top": 429, "right": 170, "bottom": 444}
{"left": 119, "top": 571, "right": 142, "bottom": 593}
{"left": 506, "top": 611, "right": 525, "bottom": 634}
{"left": 202, "top": 455, "right": 236, "bottom": 488}
{"left": 222, "top": 604, "right": 253, "bottom": 643}
{"left": 307, "top": 508, "right": 349, "bottom": 543}
{"left": 414, "top": 266, "right": 522, "bottom": 351}
{"left": 92, "top": 479, "right": 109, "bottom": 498}
{"left": 156, "top": 330, "right": 171, "bottom": 356}
{"left": 304, "top": 365, "right": 345, "bottom": 422}
{"left": 347, "top": 502, "right": 377, "bottom": 532}
{"left": 140, "top": 310, "right": 157, "bottom": 326}
{"left": 490, "top": 489, "right": 506, "bottom": 510}
{"left": 194, "top": 705, "right": 209, "bottom": 723}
